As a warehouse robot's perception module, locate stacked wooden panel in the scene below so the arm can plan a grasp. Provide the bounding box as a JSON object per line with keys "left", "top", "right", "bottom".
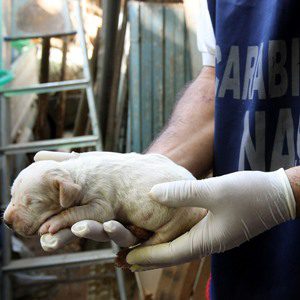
{"left": 128, "top": 2, "right": 192, "bottom": 152}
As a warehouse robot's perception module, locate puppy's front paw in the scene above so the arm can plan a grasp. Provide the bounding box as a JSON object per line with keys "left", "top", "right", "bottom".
{"left": 39, "top": 213, "right": 69, "bottom": 235}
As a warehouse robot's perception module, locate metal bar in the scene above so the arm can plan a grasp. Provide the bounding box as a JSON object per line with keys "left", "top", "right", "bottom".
{"left": 94, "top": 0, "right": 121, "bottom": 139}
{"left": 74, "top": 0, "right": 102, "bottom": 151}
{"left": 152, "top": 4, "right": 164, "bottom": 137}
{"left": 0, "top": 135, "right": 99, "bottom": 154}
{"left": 0, "top": 0, "right": 12, "bottom": 297}
{"left": 1, "top": 161, "right": 11, "bottom": 265}
{"left": 126, "top": 99, "right": 131, "bottom": 152}
{"left": 105, "top": 4, "right": 128, "bottom": 152}
{"left": 111, "top": 242, "right": 127, "bottom": 300}
{"left": 114, "top": 24, "right": 130, "bottom": 152}
{"left": 115, "top": 263, "right": 128, "bottom": 300}
{"left": 4, "top": 31, "right": 77, "bottom": 42}
{"left": 174, "top": 6, "right": 185, "bottom": 96}
{"left": 164, "top": 6, "right": 176, "bottom": 122}
{"left": 128, "top": 2, "right": 141, "bottom": 152}
{"left": 140, "top": 4, "right": 153, "bottom": 151}
{"left": 16, "top": 273, "right": 116, "bottom": 287}
{"left": 0, "top": 0, "right": 3, "bottom": 70}
{"left": 2, "top": 249, "right": 115, "bottom": 273}
{"left": 1, "top": 91, "right": 12, "bottom": 300}
{"left": 2, "top": 79, "right": 89, "bottom": 97}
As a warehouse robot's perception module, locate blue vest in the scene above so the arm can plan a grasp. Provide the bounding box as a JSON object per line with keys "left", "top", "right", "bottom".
{"left": 210, "top": 1, "right": 300, "bottom": 299}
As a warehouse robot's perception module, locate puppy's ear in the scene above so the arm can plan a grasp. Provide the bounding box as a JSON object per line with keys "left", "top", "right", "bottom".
{"left": 44, "top": 168, "right": 82, "bottom": 208}
{"left": 54, "top": 178, "right": 82, "bottom": 208}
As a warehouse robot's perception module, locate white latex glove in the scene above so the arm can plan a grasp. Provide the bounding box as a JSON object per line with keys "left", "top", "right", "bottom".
{"left": 39, "top": 220, "right": 138, "bottom": 251}
{"left": 126, "top": 169, "right": 296, "bottom": 271}
{"left": 34, "top": 151, "right": 138, "bottom": 251}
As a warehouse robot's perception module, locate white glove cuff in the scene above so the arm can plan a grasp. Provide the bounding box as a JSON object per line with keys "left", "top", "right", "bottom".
{"left": 276, "top": 168, "right": 296, "bottom": 220}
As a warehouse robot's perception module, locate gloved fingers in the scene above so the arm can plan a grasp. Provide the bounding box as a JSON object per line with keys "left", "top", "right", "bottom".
{"left": 40, "top": 228, "right": 78, "bottom": 252}
{"left": 34, "top": 151, "right": 79, "bottom": 162}
{"left": 71, "top": 220, "right": 138, "bottom": 247}
{"left": 150, "top": 180, "right": 213, "bottom": 210}
{"left": 71, "top": 220, "right": 110, "bottom": 242}
{"left": 126, "top": 231, "right": 197, "bottom": 267}
{"left": 103, "top": 220, "right": 139, "bottom": 247}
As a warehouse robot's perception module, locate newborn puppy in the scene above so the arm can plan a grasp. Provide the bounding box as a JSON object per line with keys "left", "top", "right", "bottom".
{"left": 3, "top": 152, "right": 206, "bottom": 249}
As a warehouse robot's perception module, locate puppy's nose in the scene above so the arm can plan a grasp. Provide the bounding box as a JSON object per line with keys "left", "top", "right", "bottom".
{"left": 3, "top": 219, "right": 13, "bottom": 230}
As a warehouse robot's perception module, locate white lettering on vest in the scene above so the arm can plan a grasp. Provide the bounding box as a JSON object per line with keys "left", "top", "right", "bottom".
{"left": 238, "top": 111, "right": 266, "bottom": 170}
{"left": 268, "top": 40, "right": 288, "bottom": 98}
{"left": 218, "top": 46, "right": 240, "bottom": 99}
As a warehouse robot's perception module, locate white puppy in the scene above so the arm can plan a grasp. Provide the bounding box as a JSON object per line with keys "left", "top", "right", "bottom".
{"left": 3, "top": 152, "right": 206, "bottom": 248}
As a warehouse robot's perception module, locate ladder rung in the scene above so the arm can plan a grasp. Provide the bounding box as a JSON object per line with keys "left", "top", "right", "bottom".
{"left": 4, "top": 31, "right": 78, "bottom": 42}
{"left": 0, "top": 136, "right": 99, "bottom": 154}
{"left": 2, "top": 249, "right": 115, "bottom": 272}
{"left": 1, "top": 79, "right": 90, "bottom": 96}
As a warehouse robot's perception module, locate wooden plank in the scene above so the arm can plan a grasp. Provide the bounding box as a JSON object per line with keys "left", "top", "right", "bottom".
{"left": 151, "top": 4, "right": 164, "bottom": 137}
{"left": 56, "top": 37, "right": 68, "bottom": 138}
{"left": 174, "top": 5, "right": 185, "bottom": 97}
{"left": 155, "top": 262, "right": 200, "bottom": 300}
{"left": 140, "top": 3, "right": 153, "bottom": 150}
{"left": 155, "top": 267, "right": 177, "bottom": 299}
{"left": 164, "top": 6, "right": 176, "bottom": 122}
{"left": 128, "top": 2, "right": 141, "bottom": 152}
{"left": 185, "top": 26, "right": 193, "bottom": 83}
{"left": 105, "top": 1, "right": 128, "bottom": 151}
{"left": 183, "top": 0, "right": 203, "bottom": 79}
{"left": 114, "top": 25, "right": 130, "bottom": 152}
{"left": 126, "top": 101, "right": 132, "bottom": 152}
{"left": 94, "top": 0, "right": 121, "bottom": 139}
{"left": 36, "top": 37, "right": 51, "bottom": 140}
{"left": 128, "top": 2, "right": 190, "bottom": 148}
{"left": 183, "top": 3, "right": 193, "bottom": 84}
{"left": 192, "top": 257, "right": 211, "bottom": 300}
{"left": 178, "top": 261, "right": 201, "bottom": 299}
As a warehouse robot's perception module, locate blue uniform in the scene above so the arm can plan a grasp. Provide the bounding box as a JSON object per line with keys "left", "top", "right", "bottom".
{"left": 210, "top": 0, "right": 300, "bottom": 298}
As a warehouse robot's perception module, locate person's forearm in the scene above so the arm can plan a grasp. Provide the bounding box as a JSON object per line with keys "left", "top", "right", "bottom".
{"left": 285, "top": 167, "right": 300, "bottom": 217}
{"left": 147, "top": 67, "right": 215, "bottom": 178}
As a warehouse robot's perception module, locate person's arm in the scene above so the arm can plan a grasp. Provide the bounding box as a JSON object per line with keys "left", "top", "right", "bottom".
{"left": 147, "top": 66, "right": 215, "bottom": 178}
{"left": 126, "top": 167, "right": 299, "bottom": 271}
{"left": 285, "top": 167, "right": 300, "bottom": 217}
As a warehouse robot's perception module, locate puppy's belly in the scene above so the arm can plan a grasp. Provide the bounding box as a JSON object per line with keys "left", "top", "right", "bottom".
{"left": 150, "top": 207, "right": 205, "bottom": 244}
{"left": 118, "top": 199, "right": 205, "bottom": 245}
{"left": 118, "top": 196, "right": 175, "bottom": 231}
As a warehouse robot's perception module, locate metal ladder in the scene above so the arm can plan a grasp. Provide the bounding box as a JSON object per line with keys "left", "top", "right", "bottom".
{"left": 0, "top": 1, "right": 127, "bottom": 299}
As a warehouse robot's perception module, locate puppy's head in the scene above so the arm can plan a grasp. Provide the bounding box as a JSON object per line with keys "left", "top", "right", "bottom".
{"left": 3, "top": 160, "right": 82, "bottom": 237}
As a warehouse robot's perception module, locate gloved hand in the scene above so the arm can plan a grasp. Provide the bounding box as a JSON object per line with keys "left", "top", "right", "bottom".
{"left": 34, "top": 151, "right": 138, "bottom": 249}
{"left": 126, "top": 169, "right": 296, "bottom": 271}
